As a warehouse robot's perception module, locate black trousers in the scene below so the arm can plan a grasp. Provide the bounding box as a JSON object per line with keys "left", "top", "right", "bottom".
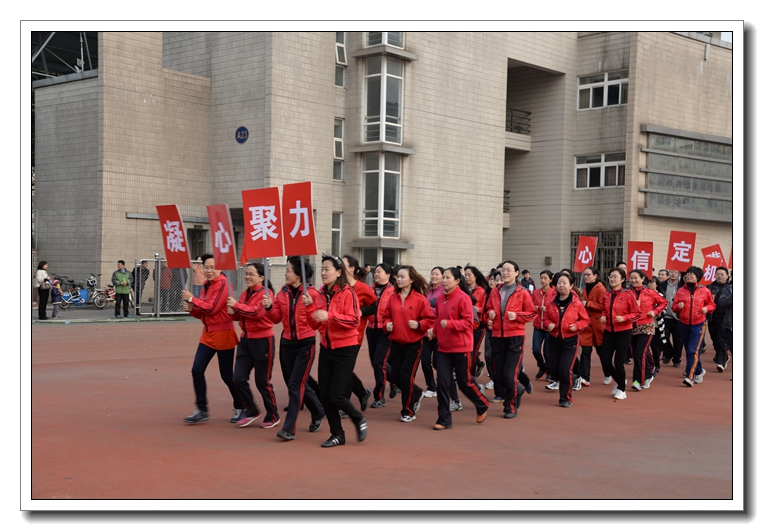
{"left": 191, "top": 342, "right": 244, "bottom": 412}
{"left": 579, "top": 345, "right": 597, "bottom": 382}
{"left": 470, "top": 324, "right": 486, "bottom": 375}
{"left": 279, "top": 339, "right": 324, "bottom": 435}
{"left": 599, "top": 329, "right": 632, "bottom": 392}
{"left": 419, "top": 337, "right": 438, "bottom": 392}
{"left": 663, "top": 317, "right": 683, "bottom": 364}
{"left": 434, "top": 350, "right": 489, "bottom": 427}
{"left": 631, "top": 333, "right": 654, "bottom": 385}
{"left": 709, "top": 319, "right": 728, "bottom": 365}
{"left": 547, "top": 334, "right": 579, "bottom": 403}
{"left": 366, "top": 327, "right": 392, "bottom": 401}
{"left": 115, "top": 292, "right": 130, "bottom": 317}
{"left": 388, "top": 339, "right": 424, "bottom": 417}
{"left": 490, "top": 336, "right": 525, "bottom": 415}
{"left": 484, "top": 330, "right": 495, "bottom": 381}
{"left": 38, "top": 287, "right": 49, "bottom": 319}
{"left": 318, "top": 345, "right": 364, "bottom": 439}
{"left": 233, "top": 336, "right": 278, "bottom": 422}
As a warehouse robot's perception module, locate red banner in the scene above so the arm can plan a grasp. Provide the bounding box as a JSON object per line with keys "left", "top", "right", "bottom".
{"left": 700, "top": 244, "right": 727, "bottom": 268}
{"left": 700, "top": 255, "right": 725, "bottom": 286}
{"left": 241, "top": 187, "right": 284, "bottom": 259}
{"left": 156, "top": 204, "right": 191, "bottom": 269}
{"left": 729, "top": 247, "right": 733, "bottom": 269}
{"left": 282, "top": 182, "right": 318, "bottom": 256}
{"left": 626, "top": 241, "right": 653, "bottom": 276}
{"left": 665, "top": 231, "right": 697, "bottom": 271}
{"left": 573, "top": 236, "right": 598, "bottom": 273}
{"left": 206, "top": 204, "right": 238, "bottom": 270}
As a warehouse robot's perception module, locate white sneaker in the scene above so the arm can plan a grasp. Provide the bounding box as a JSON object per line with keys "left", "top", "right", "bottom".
{"left": 631, "top": 380, "right": 642, "bottom": 391}
{"left": 694, "top": 368, "right": 707, "bottom": 384}
{"left": 485, "top": 380, "right": 494, "bottom": 390}
{"left": 400, "top": 415, "right": 416, "bottom": 422}
{"left": 423, "top": 389, "right": 437, "bottom": 398}
{"left": 614, "top": 389, "right": 627, "bottom": 400}
{"left": 545, "top": 380, "right": 559, "bottom": 390}
{"left": 450, "top": 401, "right": 463, "bottom": 412}
{"left": 612, "top": 383, "right": 619, "bottom": 396}
{"left": 573, "top": 377, "right": 582, "bottom": 391}
{"left": 603, "top": 376, "right": 612, "bottom": 385}
{"left": 580, "top": 378, "right": 590, "bottom": 387}
{"left": 478, "top": 383, "right": 485, "bottom": 393}
{"left": 643, "top": 377, "right": 652, "bottom": 389}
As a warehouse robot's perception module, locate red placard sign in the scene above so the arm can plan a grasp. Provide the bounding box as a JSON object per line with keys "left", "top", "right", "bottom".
{"left": 626, "top": 241, "right": 653, "bottom": 276}
{"left": 700, "top": 255, "right": 725, "bottom": 286}
{"left": 282, "top": 182, "right": 318, "bottom": 256}
{"left": 729, "top": 247, "right": 733, "bottom": 269}
{"left": 701, "top": 244, "right": 727, "bottom": 268}
{"left": 573, "top": 236, "right": 598, "bottom": 273}
{"left": 206, "top": 204, "right": 238, "bottom": 270}
{"left": 241, "top": 187, "right": 284, "bottom": 259}
{"left": 156, "top": 204, "right": 191, "bottom": 268}
{"left": 665, "top": 231, "right": 697, "bottom": 271}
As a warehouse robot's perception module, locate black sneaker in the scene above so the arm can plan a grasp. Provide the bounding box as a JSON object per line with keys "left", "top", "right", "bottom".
{"left": 320, "top": 435, "right": 345, "bottom": 447}
{"left": 389, "top": 384, "right": 400, "bottom": 399}
{"left": 339, "top": 410, "right": 348, "bottom": 419}
{"left": 276, "top": 429, "right": 295, "bottom": 441}
{"left": 626, "top": 358, "right": 633, "bottom": 365}
{"left": 673, "top": 362, "right": 681, "bottom": 367}
{"left": 370, "top": 398, "right": 386, "bottom": 408}
{"left": 360, "top": 388, "right": 372, "bottom": 411}
{"left": 526, "top": 381, "right": 533, "bottom": 395}
{"left": 503, "top": 411, "right": 518, "bottom": 419}
{"left": 560, "top": 400, "right": 572, "bottom": 408}
{"left": 413, "top": 392, "right": 424, "bottom": 414}
{"left": 356, "top": 417, "right": 368, "bottom": 442}
{"left": 535, "top": 368, "right": 547, "bottom": 380}
{"left": 474, "top": 360, "right": 486, "bottom": 379}
{"left": 309, "top": 416, "right": 324, "bottom": 433}
{"left": 230, "top": 408, "right": 246, "bottom": 423}
{"left": 184, "top": 409, "right": 209, "bottom": 424}
{"left": 515, "top": 384, "right": 526, "bottom": 410}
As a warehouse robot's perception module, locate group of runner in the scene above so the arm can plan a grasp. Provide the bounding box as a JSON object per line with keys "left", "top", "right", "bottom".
{"left": 179, "top": 253, "right": 727, "bottom": 447}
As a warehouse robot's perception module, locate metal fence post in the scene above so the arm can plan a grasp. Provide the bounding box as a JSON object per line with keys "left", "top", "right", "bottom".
{"left": 154, "top": 253, "right": 161, "bottom": 318}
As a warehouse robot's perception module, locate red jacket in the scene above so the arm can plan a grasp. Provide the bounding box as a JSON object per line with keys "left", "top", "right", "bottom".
{"left": 542, "top": 291, "right": 590, "bottom": 339}
{"left": 231, "top": 286, "right": 275, "bottom": 339}
{"left": 483, "top": 282, "right": 537, "bottom": 337}
{"left": 307, "top": 283, "right": 360, "bottom": 349}
{"left": 531, "top": 286, "right": 557, "bottom": 330}
{"left": 353, "top": 280, "right": 378, "bottom": 345}
{"left": 600, "top": 288, "right": 640, "bottom": 333}
{"left": 631, "top": 286, "right": 668, "bottom": 326}
{"left": 672, "top": 284, "right": 716, "bottom": 326}
{"left": 381, "top": 290, "right": 435, "bottom": 344}
{"left": 433, "top": 286, "right": 474, "bottom": 353}
{"left": 579, "top": 281, "right": 606, "bottom": 347}
{"left": 267, "top": 283, "right": 321, "bottom": 342}
{"left": 189, "top": 274, "right": 235, "bottom": 333}
{"left": 366, "top": 283, "right": 395, "bottom": 329}
{"left": 468, "top": 285, "right": 487, "bottom": 323}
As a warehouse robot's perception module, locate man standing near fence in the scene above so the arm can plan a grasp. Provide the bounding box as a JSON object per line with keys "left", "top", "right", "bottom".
{"left": 112, "top": 260, "right": 132, "bottom": 319}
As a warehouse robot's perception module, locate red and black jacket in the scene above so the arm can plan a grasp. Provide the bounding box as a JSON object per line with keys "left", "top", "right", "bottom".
{"left": 307, "top": 283, "right": 360, "bottom": 349}
{"left": 483, "top": 282, "right": 537, "bottom": 337}
{"left": 433, "top": 286, "right": 474, "bottom": 353}
{"left": 542, "top": 291, "right": 590, "bottom": 339}
{"left": 600, "top": 288, "right": 640, "bottom": 333}
{"left": 231, "top": 285, "right": 275, "bottom": 339}
{"left": 672, "top": 284, "right": 716, "bottom": 326}
{"left": 531, "top": 286, "right": 557, "bottom": 330}
{"left": 353, "top": 280, "right": 378, "bottom": 345}
{"left": 267, "top": 283, "right": 321, "bottom": 342}
{"left": 631, "top": 286, "right": 668, "bottom": 326}
{"left": 468, "top": 285, "right": 487, "bottom": 325}
{"left": 188, "top": 274, "right": 236, "bottom": 333}
{"left": 380, "top": 290, "right": 435, "bottom": 344}
{"left": 366, "top": 283, "right": 395, "bottom": 329}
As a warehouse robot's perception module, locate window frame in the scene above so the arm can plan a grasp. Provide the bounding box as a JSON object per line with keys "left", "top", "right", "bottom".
{"left": 361, "top": 152, "right": 401, "bottom": 239}
{"left": 363, "top": 56, "right": 404, "bottom": 144}
{"left": 574, "top": 153, "right": 626, "bottom": 189}
{"left": 333, "top": 118, "right": 344, "bottom": 181}
{"left": 331, "top": 212, "right": 342, "bottom": 256}
{"left": 578, "top": 70, "right": 629, "bottom": 110}
{"left": 335, "top": 32, "right": 346, "bottom": 87}
{"left": 365, "top": 32, "right": 405, "bottom": 49}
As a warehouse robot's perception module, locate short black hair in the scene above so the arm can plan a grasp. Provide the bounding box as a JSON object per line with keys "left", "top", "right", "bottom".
{"left": 118, "top": 260, "right": 125, "bottom": 266}
{"left": 521, "top": 269, "right": 530, "bottom": 275}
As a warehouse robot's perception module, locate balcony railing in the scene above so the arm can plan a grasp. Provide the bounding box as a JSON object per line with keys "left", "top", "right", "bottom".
{"left": 506, "top": 108, "right": 531, "bottom": 135}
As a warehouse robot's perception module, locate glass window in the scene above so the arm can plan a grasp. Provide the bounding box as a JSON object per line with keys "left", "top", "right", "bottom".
{"left": 331, "top": 213, "right": 342, "bottom": 256}
{"left": 366, "top": 32, "right": 404, "bottom": 49}
{"left": 574, "top": 154, "right": 625, "bottom": 189}
{"left": 362, "top": 153, "right": 401, "bottom": 238}
{"left": 364, "top": 56, "right": 403, "bottom": 144}
{"left": 335, "top": 32, "right": 346, "bottom": 88}
{"left": 335, "top": 65, "right": 344, "bottom": 87}
{"left": 334, "top": 119, "right": 344, "bottom": 159}
{"left": 578, "top": 70, "right": 629, "bottom": 110}
{"left": 333, "top": 161, "right": 343, "bottom": 181}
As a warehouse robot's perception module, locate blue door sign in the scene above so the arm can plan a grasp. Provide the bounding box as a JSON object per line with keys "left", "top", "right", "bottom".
{"left": 236, "top": 126, "right": 249, "bottom": 144}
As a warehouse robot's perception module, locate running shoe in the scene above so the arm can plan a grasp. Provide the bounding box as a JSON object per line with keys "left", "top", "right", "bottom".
{"left": 308, "top": 416, "right": 324, "bottom": 432}
{"left": 614, "top": 389, "right": 627, "bottom": 400}
{"left": 580, "top": 378, "right": 591, "bottom": 387}
{"left": 535, "top": 369, "right": 547, "bottom": 380}
{"left": 603, "top": 376, "right": 612, "bottom": 385}
{"left": 400, "top": 415, "right": 416, "bottom": 423}
{"left": 230, "top": 409, "right": 246, "bottom": 423}
{"left": 450, "top": 401, "right": 463, "bottom": 411}
{"left": 573, "top": 377, "right": 582, "bottom": 391}
{"left": 360, "top": 388, "right": 372, "bottom": 411}
{"left": 413, "top": 393, "right": 424, "bottom": 414}
{"left": 693, "top": 368, "right": 707, "bottom": 384}
{"left": 642, "top": 377, "right": 652, "bottom": 389}
{"left": 490, "top": 396, "right": 504, "bottom": 403}
{"left": 423, "top": 389, "right": 437, "bottom": 398}
{"left": 236, "top": 414, "right": 262, "bottom": 428}
{"left": 560, "top": 400, "right": 572, "bottom": 408}
{"left": 475, "top": 360, "right": 486, "bottom": 379}
{"left": 631, "top": 380, "right": 642, "bottom": 391}
{"left": 276, "top": 430, "right": 295, "bottom": 441}
{"left": 389, "top": 384, "right": 400, "bottom": 399}
{"left": 356, "top": 418, "right": 368, "bottom": 442}
{"left": 184, "top": 409, "right": 209, "bottom": 424}
{"left": 320, "top": 435, "right": 345, "bottom": 447}
{"left": 370, "top": 399, "right": 386, "bottom": 408}
{"left": 683, "top": 377, "right": 694, "bottom": 387}
{"left": 260, "top": 418, "right": 281, "bottom": 429}
{"left": 485, "top": 380, "right": 494, "bottom": 390}
{"left": 545, "top": 381, "right": 559, "bottom": 390}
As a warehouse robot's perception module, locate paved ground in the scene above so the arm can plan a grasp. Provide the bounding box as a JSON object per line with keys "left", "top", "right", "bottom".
{"left": 28, "top": 306, "right": 736, "bottom": 508}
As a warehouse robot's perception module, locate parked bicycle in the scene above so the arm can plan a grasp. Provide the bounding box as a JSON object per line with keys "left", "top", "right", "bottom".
{"left": 92, "top": 283, "right": 134, "bottom": 310}
{"left": 59, "top": 273, "right": 107, "bottom": 310}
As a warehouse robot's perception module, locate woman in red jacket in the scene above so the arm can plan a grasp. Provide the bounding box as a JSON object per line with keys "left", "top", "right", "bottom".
{"left": 543, "top": 272, "right": 590, "bottom": 407}
{"left": 305, "top": 254, "right": 366, "bottom": 447}
{"left": 381, "top": 265, "right": 435, "bottom": 422}
{"left": 598, "top": 268, "right": 640, "bottom": 400}
{"left": 180, "top": 254, "right": 246, "bottom": 424}
{"left": 226, "top": 262, "right": 279, "bottom": 428}
{"left": 464, "top": 266, "right": 490, "bottom": 379}
{"left": 264, "top": 256, "right": 325, "bottom": 441}
{"left": 672, "top": 266, "right": 716, "bottom": 387}
{"left": 531, "top": 270, "right": 556, "bottom": 381}
{"left": 483, "top": 260, "right": 537, "bottom": 418}
{"left": 579, "top": 267, "right": 606, "bottom": 387}
{"left": 420, "top": 267, "right": 445, "bottom": 398}
{"left": 628, "top": 269, "right": 668, "bottom": 391}
{"left": 366, "top": 263, "right": 396, "bottom": 408}
{"left": 429, "top": 267, "right": 490, "bottom": 430}
{"left": 342, "top": 254, "right": 375, "bottom": 411}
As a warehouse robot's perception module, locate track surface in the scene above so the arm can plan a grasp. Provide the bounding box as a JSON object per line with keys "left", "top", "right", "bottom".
{"left": 31, "top": 321, "right": 733, "bottom": 501}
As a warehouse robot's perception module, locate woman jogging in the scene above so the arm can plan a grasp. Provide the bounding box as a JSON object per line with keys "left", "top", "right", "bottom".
{"left": 380, "top": 265, "right": 435, "bottom": 422}
{"left": 420, "top": 267, "right": 445, "bottom": 398}
{"left": 628, "top": 269, "right": 667, "bottom": 391}
{"left": 181, "top": 254, "right": 246, "bottom": 424}
{"left": 226, "top": 262, "right": 280, "bottom": 429}
{"left": 464, "top": 265, "right": 490, "bottom": 379}
{"left": 343, "top": 254, "right": 375, "bottom": 411}
{"left": 264, "top": 256, "right": 325, "bottom": 441}
{"left": 305, "top": 255, "right": 366, "bottom": 447}
{"left": 366, "top": 263, "right": 396, "bottom": 408}
{"left": 672, "top": 266, "right": 716, "bottom": 387}
{"left": 579, "top": 267, "right": 606, "bottom": 387}
{"left": 598, "top": 268, "right": 640, "bottom": 400}
{"left": 530, "top": 269, "right": 556, "bottom": 381}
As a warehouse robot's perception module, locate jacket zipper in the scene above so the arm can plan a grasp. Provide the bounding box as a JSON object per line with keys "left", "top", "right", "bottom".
{"left": 609, "top": 291, "right": 617, "bottom": 333}
{"left": 288, "top": 286, "right": 300, "bottom": 341}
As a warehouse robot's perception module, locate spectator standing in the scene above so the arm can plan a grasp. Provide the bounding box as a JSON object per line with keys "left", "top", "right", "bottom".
{"left": 35, "top": 261, "right": 51, "bottom": 320}
{"left": 112, "top": 260, "right": 132, "bottom": 318}
{"left": 50, "top": 279, "right": 63, "bottom": 319}
{"left": 132, "top": 262, "right": 150, "bottom": 315}
{"left": 520, "top": 270, "right": 536, "bottom": 292}
{"left": 659, "top": 270, "right": 684, "bottom": 367}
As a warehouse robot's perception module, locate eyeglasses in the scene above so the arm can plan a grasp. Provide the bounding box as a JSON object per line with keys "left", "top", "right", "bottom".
{"left": 608, "top": 275, "right": 621, "bottom": 280}
{"left": 203, "top": 266, "right": 216, "bottom": 271}
{"left": 583, "top": 273, "right": 593, "bottom": 277}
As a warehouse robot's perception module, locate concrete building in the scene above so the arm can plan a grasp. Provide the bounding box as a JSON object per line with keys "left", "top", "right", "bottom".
{"left": 33, "top": 31, "right": 733, "bottom": 290}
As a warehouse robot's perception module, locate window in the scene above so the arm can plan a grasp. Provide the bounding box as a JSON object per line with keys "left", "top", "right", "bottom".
{"left": 331, "top": 213, "right": 342, "bottom": 256}
{"left": 361, "top": 248, "right": 399, "bottom": 267}
{"left": 362, "top": 152, "right": 400, "bottom": 238}
{"left": 578, "top": 70, "right": 628, "bottom": 110}
{"left": 335, "top": 32, "right": 346, "bottom": 87}
{"left": 575, "top": 153, "right": 625, "bottom": 189}
{"left": 333, "top": 118, "right": 344, "bottom": 181}
{"left": 364, "top": 56, "right": 403, "bottom": 144}
{"left": 366, "top": 32, "right": 404, "bottom": 49}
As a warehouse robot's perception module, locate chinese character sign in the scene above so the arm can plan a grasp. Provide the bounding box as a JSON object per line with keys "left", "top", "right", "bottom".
{"left": 627, "top": 241, "right": 653, "bottom": 276}
{"left": 282, "top": 182, "right": 317, "bottom": 256}
{"left": 701, "top": 244, "right": 727, "bottom": 268}
{"left": 241, "top": 187, "right": 284, "bottom": 259}
{"left": 665, "top": 231, "right": 697, "bottom": 271}
{"left": 700, "top": 255, "right": 725, "bottom": 286}
{"left": 573, "top": 236, "right": 598, "bottom": 273}
{"left": 206, "top": 204, "right": 238, "bottom": 270}
{"left": 156, "top": 205, "right": 191, "bottom": 269}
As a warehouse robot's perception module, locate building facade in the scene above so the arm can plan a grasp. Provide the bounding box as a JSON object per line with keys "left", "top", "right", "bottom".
{"left": 33, "top": 31, "right": 733, "bottom": 289}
